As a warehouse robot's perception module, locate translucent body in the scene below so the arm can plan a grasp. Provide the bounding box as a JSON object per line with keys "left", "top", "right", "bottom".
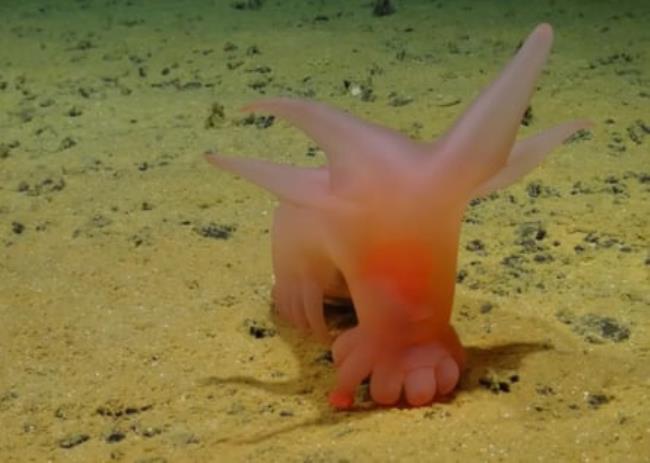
{"left": 207, "top": 24, "right": 590, "bottom": 409}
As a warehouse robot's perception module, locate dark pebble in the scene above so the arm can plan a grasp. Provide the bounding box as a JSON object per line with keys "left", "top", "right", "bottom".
{"left": 59, "top": 433, "right": 90, "bottom": 449}
{"left": 586, "top": 392, "right": 611, "bottom": 409}
{"left": 11, "top": 222, "right": 25, "bottom": 234}
{"left": 244, "top": 319, "right": 276, "bottom": 339}
{"left": 195, "top": 223, "right": 236, "bottom": 240}
{"left": 106, "top": 431, "right": 126, "bottom": 443}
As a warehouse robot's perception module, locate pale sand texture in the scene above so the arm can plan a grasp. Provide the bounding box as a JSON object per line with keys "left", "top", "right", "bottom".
{"left": 0, "top": 0, "right": 648, "bottom": 462}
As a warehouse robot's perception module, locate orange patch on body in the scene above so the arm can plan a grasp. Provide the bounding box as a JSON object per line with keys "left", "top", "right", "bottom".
{"left": 359, "top": 241, "right": 434, "bottom": 318}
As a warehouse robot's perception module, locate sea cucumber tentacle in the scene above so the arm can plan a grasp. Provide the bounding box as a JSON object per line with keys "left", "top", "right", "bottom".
{"left": 431, "top": 24, "right": 555, "bottom": 194}
{"left": 301, "top": 281, "right": 330, "bottom": 343}
{"left": 473, "top": 119, "right": 592, "bottom": 197}
{"left": 242, "top": 98, "right": 425, "bottom": 192}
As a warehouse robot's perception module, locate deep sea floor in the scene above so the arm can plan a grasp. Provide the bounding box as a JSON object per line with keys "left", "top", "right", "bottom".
{"left": 0, "top": 0, "right": 648, "bottom": 461}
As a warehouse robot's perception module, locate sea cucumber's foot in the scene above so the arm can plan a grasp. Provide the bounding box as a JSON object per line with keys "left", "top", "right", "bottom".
{"left": 328, "top": 325, "right": 464, "bottom": 409}
{"left": 272, "top": 281, "right": 331, "bottom": 344}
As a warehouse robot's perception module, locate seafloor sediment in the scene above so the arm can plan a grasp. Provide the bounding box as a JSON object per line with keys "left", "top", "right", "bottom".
{"left": 0, "top": 1, "right": 648, "bottom": 462}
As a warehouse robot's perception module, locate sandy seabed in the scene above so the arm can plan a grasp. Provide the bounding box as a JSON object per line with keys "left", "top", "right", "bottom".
{"left": 0, "top": 0, "right": 648, "bottom": 462}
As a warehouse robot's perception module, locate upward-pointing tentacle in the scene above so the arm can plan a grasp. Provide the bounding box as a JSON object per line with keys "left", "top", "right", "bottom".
{"left": 472, "top": 119, "right": 592, "bottom": 197}
{"left": 243, "top": 98, "right": 424, "bottom": 192}
{"left": 430, "top": 24, "right": 555, "bottom": 197}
